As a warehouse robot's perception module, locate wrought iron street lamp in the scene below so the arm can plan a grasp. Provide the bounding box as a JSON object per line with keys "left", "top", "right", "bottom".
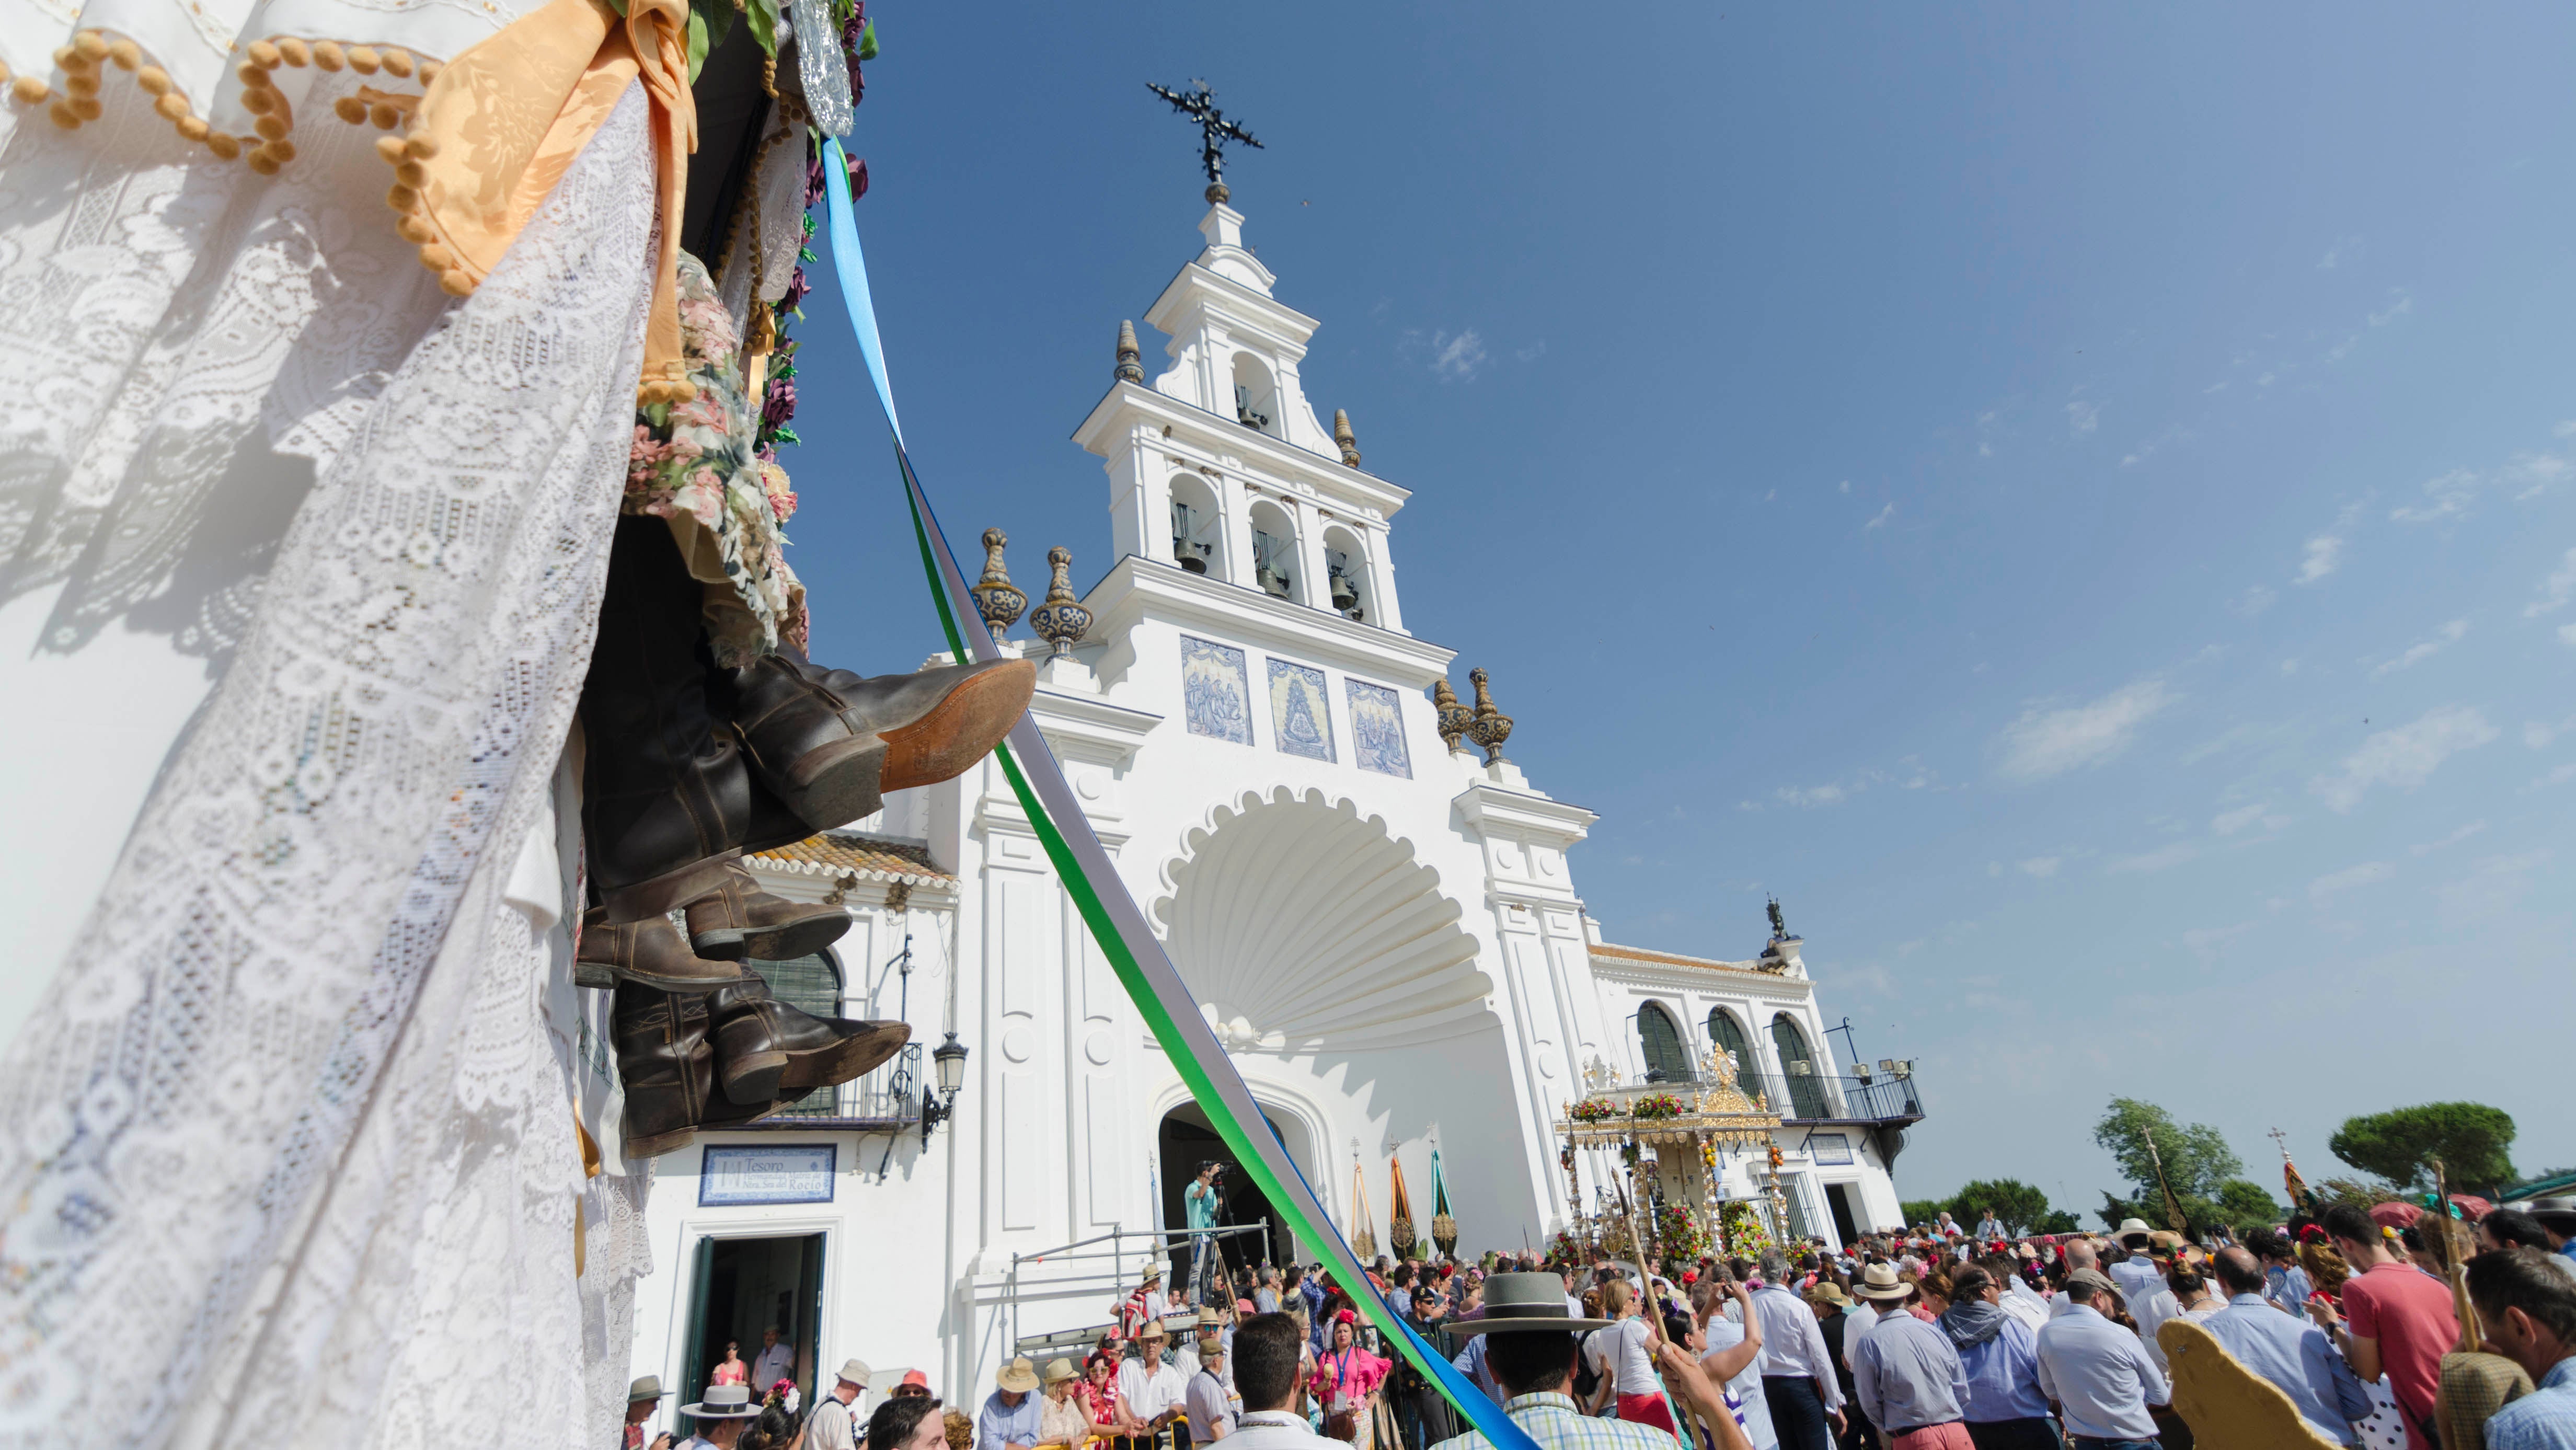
{"left": 921, "top": 1032, "right": 969, "bottom": 1144}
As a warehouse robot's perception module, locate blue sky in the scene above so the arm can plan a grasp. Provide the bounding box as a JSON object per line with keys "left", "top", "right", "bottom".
{"left": 782, "top": 3, "right": 2576, "bottom": 1219}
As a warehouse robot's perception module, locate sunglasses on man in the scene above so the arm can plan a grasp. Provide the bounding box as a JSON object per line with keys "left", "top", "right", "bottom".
{"left": 893, "top": 1386, "right": 940, "bottom": 1404}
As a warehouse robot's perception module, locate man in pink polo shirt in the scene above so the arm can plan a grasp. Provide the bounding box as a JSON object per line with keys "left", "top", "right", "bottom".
{"left": 2308, "top": 1203, "right": 2460, "bottom": 1450}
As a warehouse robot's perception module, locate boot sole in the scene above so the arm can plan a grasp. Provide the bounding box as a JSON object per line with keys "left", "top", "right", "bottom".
{"left": 692, "top": 911, "right": 851, "bottom": 964}
{"left": 781, "top": 1021, "right": 912, "bottom": 1092}
{"left": 596, "top": 849, "right": 743, "bottom": 927}
{"left": 881, "top": 659, "right": 1037, "bottom": 793}
{"left": 770, "top": 660, "right": 1037, "bottom": 830}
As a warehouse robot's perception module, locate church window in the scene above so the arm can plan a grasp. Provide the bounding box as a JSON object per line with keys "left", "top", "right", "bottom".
{"left": 1322, "top": 525, "right": 1371, "bottom": 622}
{"left": 758, "top": 947, "right": 845, "bottom": 1117}
{"left": 1706, "top": 1007, "right": 1752, "bottom": 1081}
{"left": 1636, "top": 1002, "right": 1691, "bottom": 1084}
{"left": 1230, "top": 352, "right": 1279, "bottom": 435}
{"left": 1247, "top": 500, "right": 1300, "bottom": 601}
{"left": 1770, "top": 1012, "right": 1832, "bottom": 1120}
{"left": 1169, "top": 475, "right": 1224, "bottom": 576}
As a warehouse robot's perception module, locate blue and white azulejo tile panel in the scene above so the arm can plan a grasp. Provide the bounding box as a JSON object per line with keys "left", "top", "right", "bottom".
{"left": 1346, "top": 679, "right": 1411, "bottom": 778}
{"left": 1267, "top": 658, "right": 1336, "bottom": 762}
{"left": 1180, "top": 635, "right": 1254, "bottom": 744}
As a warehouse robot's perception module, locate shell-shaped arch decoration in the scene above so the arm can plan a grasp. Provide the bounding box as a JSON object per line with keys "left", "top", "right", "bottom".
{"left": 1153, "top": 787, "right": 1494, "bottom": 1054}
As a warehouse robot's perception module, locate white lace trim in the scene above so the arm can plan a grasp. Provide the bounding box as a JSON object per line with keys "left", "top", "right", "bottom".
{"left": 0, "top": 80, "right": 656, "bottom": 1449}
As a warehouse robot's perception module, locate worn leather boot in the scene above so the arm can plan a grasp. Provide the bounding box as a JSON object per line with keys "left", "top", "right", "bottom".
{"left": 685, "top": 860, "right": 850, "bottom": 962}
{"left": 612, "top": 983, "right": 786, "bottom": 1157}
{"left": 722, "top": 645, "right": 1036, "bottom": 831}
{"left": 709, "top": 967, "right": 912, "bottom": 1106}
{"left": 581, "top": 515, "right": 754, "bottom": 923}
{"left": 574, "top": 907, "right": 751, "bottom": 992}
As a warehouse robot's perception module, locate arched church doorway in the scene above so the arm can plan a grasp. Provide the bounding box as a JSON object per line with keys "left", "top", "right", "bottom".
{"left": 1157, "top": 1102, "right": 1308, "bottom": 1298}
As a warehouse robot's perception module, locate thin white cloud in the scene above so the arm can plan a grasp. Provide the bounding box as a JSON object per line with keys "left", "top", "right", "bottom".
{"left": 1774, "top": 782, "right": 1847, "bottom": 808}
{"left": 2368, "top": 292, "right": 2413, "bottom": 328}
{"left": 2067, "top": 400, "right": 2100, "bottom": 436}
{"left": 2526, "top": 548, "right": 2576, "bottom": 617}
{"left": 2411, "top": 821, "right": 2487, "bottom": 857}
{"left": 2527, "top": 715, "right": 2576, "bottom": 750}
{"left": 2108, "top": 842, "right": 2199, "bottom": 874}
{"left": 2296, "top": 534, "right": 2343, "bottom": 584}
{"left": 2018, "top": 857, "right": 2061, "bottom": 879}
{"left": 1428, "top": 329, "right": 1488, "bottom": 382}
{"left": 1839, "top": 480, "right": 1852, "bottom": 494}
{"left": 2211, "top": 803, "right": 2272, "bottom": 836}
{"left": 1994, "top": 679, "right": 2176, "bottom": 783}
{"left": 2310, "top": 705, "right": 2500, "bottom": 813}
{"left": 2562, "top": 623, "right": 2576, "bottom": 648}
{"left": 2391, "top": 469, "right": 2480, "bottom": 524}
{"left": 2310, "top": 860, "right": 2395, "bottom": 905}
{"left": 1864, "top": 502, "right": 1895, "bottom": 531}
{"left": 2536, "top": 761, "right": 2576, "bottom": 789}
{"left": 2504, "top": 452, "right": 2569, "bottom": 500}
{"left": 2183, "top": 922, "right": 2255, "bottom": 956}
{"left": 2230, "top": 585, "right": 2277, "bottom": 618}
{"left": 2368, "top": 619, "right": 2468, "bottom": 678}
{"left": 2437, "top": 850, "right": 2550, "bottom": 918}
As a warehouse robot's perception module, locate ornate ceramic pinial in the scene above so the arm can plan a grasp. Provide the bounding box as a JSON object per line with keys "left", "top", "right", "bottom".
{"left": 1333, "top": 409, "right": 1362, "bottom": 468}
{"left": 1433, "top": 678, "right": 1473, "bottom": 755}
{"left": 1029, "top": 545, "right": 1093, "bottom": 658}
{"left": 1116, "top": 320, "right": 1144, "bottom": 384}
{"left": 1466, "top": 667, "right": 1513, "bottom": 765}
{"left": 970, "top": 528, "right": 1026, "bottom": 646}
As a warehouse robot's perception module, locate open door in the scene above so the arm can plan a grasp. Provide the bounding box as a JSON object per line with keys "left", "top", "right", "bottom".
{"left": 1824, "top": 1183, "right": 1860, "bottom": 1248}
{"left": 798, "top": 1232, "right": 827, "bottom": 1396}
{"left": 679, "top": 1234, "right": 717, "bottom": 1408}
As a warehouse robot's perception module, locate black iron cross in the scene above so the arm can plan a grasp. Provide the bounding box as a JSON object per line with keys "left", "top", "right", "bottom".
{"left": 1148, "top": 80, "right": 1263, "bottom": 198}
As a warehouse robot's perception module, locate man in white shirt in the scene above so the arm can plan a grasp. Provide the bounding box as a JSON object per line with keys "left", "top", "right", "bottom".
{"left": 1118, "top": 1324, "right": 1191, "bottom": 1440}
{"left": 1186, "top": 1340, "right": 1238, "bottom": 1443}
{"left": 1972, "top": 1209, "right": 2005, "bottom": 1241}
{"left": 1228, "top": 1312, "right": 1331, "bottom": 1450}
{"left": 806, "top": 1359, "right": 871, "bottom": 1450}
{"left": 1750, "top": 1250, "right": 1845, "bottom": 1449}
{"left": 751, "top": 1326, "right": 797, "bottom": 1398}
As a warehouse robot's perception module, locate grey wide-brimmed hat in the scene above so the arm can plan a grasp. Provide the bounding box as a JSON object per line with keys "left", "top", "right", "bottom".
{"left": 2526, "top": 1197, "right": 2576, "bottom": 1233}
{"left": 683, "top": 1384, "right": 763, "bottom": 1420}
{"left": 1442, "top": 1272, "right": 1613, "bottom": 1336}
{"left": 630, "top": 1376, "right": 671, "bottom": 1403}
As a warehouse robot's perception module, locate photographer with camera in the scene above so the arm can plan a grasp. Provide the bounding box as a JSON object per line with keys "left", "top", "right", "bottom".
{"left": 1187, "top": 1162, "right": 1227, "bottom": 1306}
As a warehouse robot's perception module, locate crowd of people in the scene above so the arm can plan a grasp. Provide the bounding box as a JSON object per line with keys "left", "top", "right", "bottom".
{"left": 623, "top": 1192, "right": 2576, "bottom": 1450}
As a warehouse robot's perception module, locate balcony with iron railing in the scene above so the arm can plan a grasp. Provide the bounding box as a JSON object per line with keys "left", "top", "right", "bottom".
{"left": 1638, "top": 1062, "right": 1925, "bottom": 1126}
{"left": 743, "top": 1041, "right": 923, "bottom": 1130}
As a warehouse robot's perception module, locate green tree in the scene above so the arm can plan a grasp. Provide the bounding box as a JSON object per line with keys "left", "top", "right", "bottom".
{"left": 2214, "top": 1179, "right": 2284, "bottom": 1235}
{"left": 2092, "top": 1098, "right": 2246, "bottom": 1237}
{"left": 1901, "top": 1198, "right": 1948, "bottom": 1228}
{"left": 2329, "top": 1103, "right": 2518, "bottom": 1195}
{"left": 1945, "top": 1179, "right": 2063, "bottom": 1237}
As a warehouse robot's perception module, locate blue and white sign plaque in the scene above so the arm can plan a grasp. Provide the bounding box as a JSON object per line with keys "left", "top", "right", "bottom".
{"left": 700, "top": 1144, "right": 837, "bottom": 1205}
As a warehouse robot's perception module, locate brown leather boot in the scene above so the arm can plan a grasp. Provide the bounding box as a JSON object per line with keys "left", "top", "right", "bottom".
{"left": 574, "top": 908, "right": 748, "bottom": 992}
{"left": 723, "top": 646, "right": 1036, "bottom": 831}
{"left": 685, "top": 860, "right": 850, "bottom": 962}
{"left": 580, "top": 516, "right": 755, "bottom": 923}
{"left": 709, "top": 967, "right": 912, "bottom": 1106}
{"left": 612, "top": 984, "right": 786, "bottom": 1158}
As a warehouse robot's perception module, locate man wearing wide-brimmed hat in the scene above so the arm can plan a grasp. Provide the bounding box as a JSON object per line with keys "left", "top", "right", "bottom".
{"left": 978, "top": 1357, "right": 1044, "bottom": 1450}
{"left": 808, "top": 1359, "right": 874, "bottom": 1450}
{"left": 1119, "top": 1321, "right": 1192, "bottom": 1440}
{"left": 1431, "top": 1273, "right": 1747, "bottom": 1450}
{"left": 626, "top": 1375, "right": 674, "bottom": 1450}
{"left": 1845, "top": 1263, "right": 1972, "bottom": 1447}
{"left": 677, "top": 1383, "right": 765, "bottom": 1450}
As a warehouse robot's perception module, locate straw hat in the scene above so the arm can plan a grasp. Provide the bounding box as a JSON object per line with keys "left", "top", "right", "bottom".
{"left": 1041, "top": 1358, "right": 1080, "bottom": 1387}
{"left": 996, "top": 1357, "right": 1041, "bottom": 1394}
{"left": 1852, "top": 1263, "right": 1913, "bottom": 1302}
{"left": 1803, "top": 1282, "right": 1852, "bottom": 1308}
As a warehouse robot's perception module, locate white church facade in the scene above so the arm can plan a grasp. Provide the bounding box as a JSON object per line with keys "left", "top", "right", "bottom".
{"left": 621, "top": 197, "right": 1923, "bottom": 1426}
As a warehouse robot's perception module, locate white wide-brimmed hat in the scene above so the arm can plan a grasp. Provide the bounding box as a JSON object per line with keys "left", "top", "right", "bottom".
{"left": 1852, "top": 1263, "right": 1914, "bottom": 1303}
{"left": 683, "top": 1384, "right": 763, "bottom": 1420}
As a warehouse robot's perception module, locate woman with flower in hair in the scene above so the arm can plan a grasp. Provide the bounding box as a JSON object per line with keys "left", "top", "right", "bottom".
{"left": 1310, "top": 1311, "right": 1390, "bottom": 1446}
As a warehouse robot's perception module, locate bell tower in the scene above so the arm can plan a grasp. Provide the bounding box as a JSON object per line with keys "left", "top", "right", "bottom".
{"left": 1073, "top": 197, "right": 1408, "bottom": 633}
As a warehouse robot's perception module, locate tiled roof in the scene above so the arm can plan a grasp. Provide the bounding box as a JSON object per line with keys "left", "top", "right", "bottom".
{"left": 748, "top": 832, "right": 954, "bottom": 885}
{"left": 1589, "top": 941, "right": 1781, "bottom": 977}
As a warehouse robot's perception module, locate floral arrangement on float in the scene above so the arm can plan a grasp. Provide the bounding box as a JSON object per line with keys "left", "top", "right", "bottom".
{"left": 1653, "top": 1201, "right": 1707, "bottom": 1260}
{"left": 1568, "top": 1099, "right": 1623, "bottom": 1123}
{"left": 1628, "top": 1094, "right": 1685, "bottom": 1121}
{"left": 1719, "top": 1201, "right": 1775, "bottom": 1259}
{"left": 1550, "top": 1228, "right": 1586, "bottom": 1262}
